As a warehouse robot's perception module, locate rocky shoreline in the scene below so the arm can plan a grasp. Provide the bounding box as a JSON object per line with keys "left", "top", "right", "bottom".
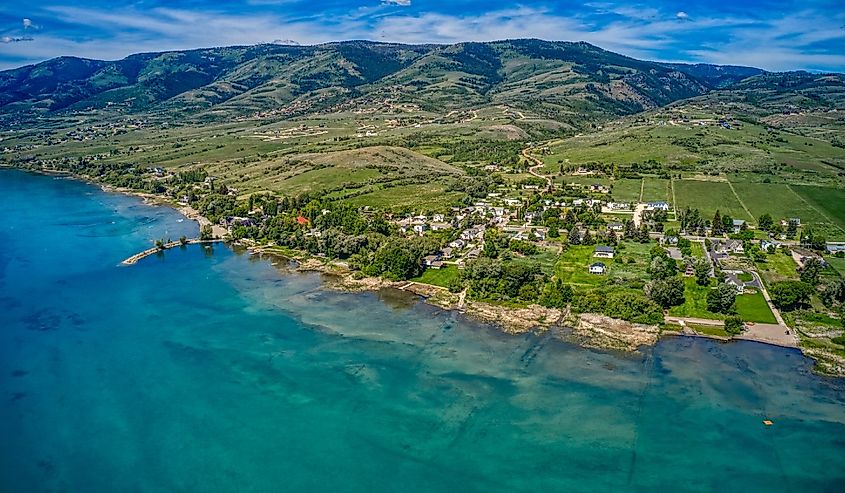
{"left": 8, "top": 166, "right": 843, "bottom": 375}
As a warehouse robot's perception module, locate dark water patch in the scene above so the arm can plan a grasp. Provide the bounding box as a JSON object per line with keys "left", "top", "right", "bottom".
{"left": 10, "top": 370, "right": 28, "bottom": 378}
{"left": 9, "top": 392, "right": 27, "bottom": 402}
{"left": 21, "top": 309, "right": 63, "bottom": 332}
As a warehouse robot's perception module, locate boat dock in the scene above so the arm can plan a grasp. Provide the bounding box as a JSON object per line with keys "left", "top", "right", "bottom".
{"left": 121, "top": 239, "right": 223, "bottom": 265}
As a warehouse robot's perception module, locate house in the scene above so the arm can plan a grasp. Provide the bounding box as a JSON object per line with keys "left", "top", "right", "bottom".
{"left": 413, "top": 223, "right": 428, "bottom": 234}
{"left": 716, "top": 240, "right": 744, "bottom": 255}
{"left": 589, "top": 183, "right": 609, "bottom": 193}
{"left": 646, "top": 201, "right": 670, "bottom": 211}
{"left": 593, "top": 246, "right": 615, "bottom": 259}
{"left": 448, "top": 239, "right": 466, "bottom": 249}
{"left": 826, "top": 244, "right": 845, "bottom": 255}
{"left": 724, "top": 274, "right": 746, "bottom": 294}
{"left": 684, "top": 264, "right": 695, "bottom": 276}
{"left": 296, "top": 216, "right": 309, "bottom": 225}
{"left": 466, "top": 248, "right": 481, "bottom": 260}
{"left": 661, "top": 235, "right": 679, "bottom": 246}
{"left": 606, "top": 202, "right": 630, "bottom": 211}
{"left": 423, "top": 255, "right": 440, "bottom": 267}
{"left": 589, "top": 262, "right": 607, "bottom": 275}
{"left": 732, "top": 219, "right": 746, "bottom": 233}
{"left": 430, "top": 222, "right": 451, "bottom": 231}
{"left": 791, "top": 248, "right": 825, "bottom": 268}
{"left": 761, "top": 239, "right": 780, "bottom": 252}
{"left": 460, "top": 227, "right": 484, "bottom": 241}
{"left": 440, "top": 247, "right": 454, "bottom": 259}
{"left": 432, "top": 214, "right": 445, "bottom": 222}
{"left": 608, "top": 222, "right": 624, "bottom": 232}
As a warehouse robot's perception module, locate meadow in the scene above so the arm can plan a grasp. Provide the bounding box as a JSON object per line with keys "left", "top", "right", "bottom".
{"left": 673, "top": 180, "right": 753, "bottom": 221}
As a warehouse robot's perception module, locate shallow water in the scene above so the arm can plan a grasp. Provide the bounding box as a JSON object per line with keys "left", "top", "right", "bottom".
{"left": 1, "top": 169, "right": 844, "bottom": 492}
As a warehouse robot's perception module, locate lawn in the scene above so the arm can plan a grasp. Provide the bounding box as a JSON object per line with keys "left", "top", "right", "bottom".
{"left": 668, "top": 278, "right": 722, "bottom": 320}
{"left": 411, "top": 265, "right": 459, "bottom": 288}
{"left": 668, "top": 278, "right": 776, "bottom": 323}
{"left": 689, "top": 323, "right": 730, "bottom": 337}
{"left": 345, "top": 184, "right": 465, "bottom": 210}
{"left": 610, "top": 178, "right": 642, "bottom": 202}
{"left": 729, "top": 182, "right": 829, "bottom": 229}
{"left": 755, "top": 251, "right": 799, "bottom": 286}
{"left": 508, "top": 247, "right": 560, "bottom": 275}
{"left": 673, "top": 180, "right": 752, "bottom": 221}
{"left": 641, "top": 178, "right": 670, "bottom": 202}
{"left": 735, "top": 290, "right": 777, "bottom": 324}
{"left": 790, "top": 185, "right": 845, "bottom": 238}
{"left": 690, "top": 241, "right": 706, "bottom": 259}
{"left": 554, "top": 242, "right": 652, "bottom": 287}
{"left": 826, "top": 255, "right": 845, "bottom": 276}
{"left": 554, "top": 245, "right": 607, "bottom": 288}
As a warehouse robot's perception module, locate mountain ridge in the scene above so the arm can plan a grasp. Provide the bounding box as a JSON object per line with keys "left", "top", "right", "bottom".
{"left": 1, "top": 39, "right": 840, "bottom": 128}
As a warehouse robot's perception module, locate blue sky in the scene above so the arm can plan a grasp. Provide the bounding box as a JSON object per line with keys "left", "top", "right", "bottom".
{"left": 1, "top": 0, "right": 843, "bottom": 71}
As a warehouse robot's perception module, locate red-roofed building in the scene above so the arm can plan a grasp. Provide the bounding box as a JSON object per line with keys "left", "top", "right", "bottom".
{"left": 296, "top": 216, "right": 310, "bottom": 225}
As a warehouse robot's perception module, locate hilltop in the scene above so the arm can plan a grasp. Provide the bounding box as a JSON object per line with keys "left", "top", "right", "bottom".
{"left": 0, "top": 39, "right": 769, "bottom": 127}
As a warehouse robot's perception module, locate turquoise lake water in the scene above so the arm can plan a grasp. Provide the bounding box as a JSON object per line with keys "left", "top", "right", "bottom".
{"left": 1, "top": 168, "right": 844, "bottom": 492}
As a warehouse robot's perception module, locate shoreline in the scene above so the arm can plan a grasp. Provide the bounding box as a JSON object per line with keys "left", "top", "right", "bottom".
{"left": 5, "top": 165, "right": 843, "bottom": 376}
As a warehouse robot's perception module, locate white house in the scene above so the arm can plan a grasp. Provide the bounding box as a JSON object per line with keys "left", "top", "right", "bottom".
{"left": 589, "top": 262, "right": 607, "bottom": 275}
{"left": 594, "top": 245, "right": 615, "bottom": 259}
{"left": 646, "top": 201, "right": 670, "bottom": 211}
{"left": 448, "top": 239, "right": 466, "bottom": 249}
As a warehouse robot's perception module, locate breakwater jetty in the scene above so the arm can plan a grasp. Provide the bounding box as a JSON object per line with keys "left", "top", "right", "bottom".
{"left": 121, "top": 239, "right": 224, "bottom": 265}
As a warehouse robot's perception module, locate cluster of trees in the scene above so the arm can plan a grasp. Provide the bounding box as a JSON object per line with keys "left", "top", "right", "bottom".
{"left": 574, "top": 290, "right": 664, "bottom": 325}
{"left": 458, "top": 258, "right": 545, "bottom": 303}
{"left": 644, "top": 246, "right": 685, "bottom": 308}
{"left": 707, "top": 283, "right": 737, "bottom": 314}
{"left": 770, "top": 281, "right": 814, "bottom": 310}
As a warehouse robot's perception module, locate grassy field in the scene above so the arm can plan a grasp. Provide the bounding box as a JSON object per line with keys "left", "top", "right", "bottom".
{"left": 554, "top": 245, "right": 607, "bottom": 288}
{"left": 673, "top": 180, "right": 753, "bottom": 221}
{"left": 554, "top": 242, "right": 652, "bottom": 287}
{"left": 641, "top": 178, "right": 670, "bottom": 202}
{"left": 756, "top": 251, "right": 799, "bottom": 286}
{"left": 610, "top": 178, "right": 642, "bottom": 202}
{"left": 790, "top": 185, "right": 845, "bottom": 236}
{"left": 508, "top": 247, "right": 560, "bottom": 275}
{"left": 826, "top": 255, "right": 845, "bottom": 276}
{"left": 729, "top": 182, "right": 841, "bottom": 233}
{"left": 736, "top": 291, "right": 778, "bottom": 324}
{"left": 668, "top": 278, "right": 776, "bottom": 323}
{"left": 690, "top": 241, "right": 706, "bottom": 258}
{"left": 345, "top": 184, "right": 465, "bottom": 210}
{"left": 669, "top": 278, "right": 720, "bottom": 319}
{"left": 411, "top": 265, "right": 459, "bottom": 288}
{"left": 689, "top": 323, "right": 730, "bottom": 337}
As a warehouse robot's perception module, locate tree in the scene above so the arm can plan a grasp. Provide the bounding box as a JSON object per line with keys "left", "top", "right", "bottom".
{"left": 707, "top": 283, "right": 737, "bottom": 314}
{"left": 757, "top": 213, "right": 774, "bottom": 231}
{"left": 179, "top": 235, "right": 188, "bottom": 246}
{"left": 724, "top": 316, "right": 744, "bottom": 335}
{"left": 821, "top": 279, "right": 845, "bottom": 308}
{"left": 770, "top": 281, "right": 814, "bottom": 310}
{"left": 648, "top": 246, "right": 678, "bottom": 279}
{"left": 200, "top": 224, "right": 214, "bottom": 240}
{"left": 786, "top": 219, "right": 798, "bottom": 239}
{"left": 799, "top": 257, "right": 824, "bottom": 286}
{"left": 712, "top": 210, "right": 723, "bottom": 235}
{"left": 539, "top": 279, "right": 573, "bottom": 308}
{"left": 694, "top": 259, "right": 711, "bottom": 286}
{"left": 645, "top": 277, "right": 685, "bottom": 308}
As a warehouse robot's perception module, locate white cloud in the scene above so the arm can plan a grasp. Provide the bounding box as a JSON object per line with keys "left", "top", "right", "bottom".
{"left": 382, "top": 0, "right": 411, "bottom": 5}
{"left": 23, "top": 18, "right": 33, "bottom": 29}
{"left": 1, "top": 36, "right": 34, "bottom": 44}
{"left": 0, "top": 4, "right": 842, "bottom": 72}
